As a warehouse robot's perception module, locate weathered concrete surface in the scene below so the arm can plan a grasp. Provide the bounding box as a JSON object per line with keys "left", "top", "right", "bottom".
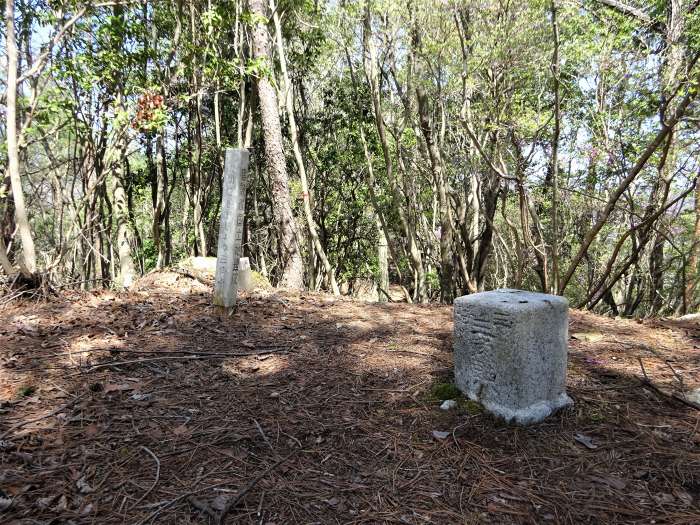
{"left": 237, "top": 257, "right": 253, "bottom": 291}
{"left": 213, "top": 149, "right": 249, "bottom": 308}
{"left": 454, "top": 289, "right": 572, "bottom": 425}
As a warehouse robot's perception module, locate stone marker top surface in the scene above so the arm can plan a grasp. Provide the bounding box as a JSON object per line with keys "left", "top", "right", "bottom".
{"left": 454, "top": 288, "right": 568, "bottom": 312}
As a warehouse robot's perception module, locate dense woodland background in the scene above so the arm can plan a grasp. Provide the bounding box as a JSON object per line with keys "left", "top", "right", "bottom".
{"left": 1, "top": 0, "right": 700, "bottom": 316}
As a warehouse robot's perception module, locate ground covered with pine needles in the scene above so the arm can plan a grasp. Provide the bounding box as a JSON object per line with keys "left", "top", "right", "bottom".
{"left": 1, "top": 272, "right": 699, "bottom": 524}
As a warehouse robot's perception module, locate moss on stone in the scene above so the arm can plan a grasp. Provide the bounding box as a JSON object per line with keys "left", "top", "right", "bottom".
{"left": 460, "top": 399, "right": 484, "bottom": 414}
{"left": 430, "top": 381, "right": 461, "bottom": 401}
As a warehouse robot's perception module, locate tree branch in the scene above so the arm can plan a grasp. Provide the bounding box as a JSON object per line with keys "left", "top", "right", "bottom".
{"left": 17, "top": 8, "right": 87, "bottom": 84}
{"left": 559, "top": 68, "right": 700, "bottom": 293}
{"left": 592, "top": 0, "right": 657, "bottom": 27}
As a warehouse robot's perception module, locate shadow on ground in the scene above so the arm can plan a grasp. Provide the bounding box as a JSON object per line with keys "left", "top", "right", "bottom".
{"left": 1, "top": 273, "right": 699, "bottom": 524}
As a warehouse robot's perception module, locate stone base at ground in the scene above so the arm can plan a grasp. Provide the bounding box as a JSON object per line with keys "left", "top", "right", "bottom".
{"left": 454, "top": 289, "right": 573, "bottom": 425}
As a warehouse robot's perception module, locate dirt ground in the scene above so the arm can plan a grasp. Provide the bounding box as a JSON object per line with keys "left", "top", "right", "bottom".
{"left": 1, "top": 272, "right": 699, "bottom": 524}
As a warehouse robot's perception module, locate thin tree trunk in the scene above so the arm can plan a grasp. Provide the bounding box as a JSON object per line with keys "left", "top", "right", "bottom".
{"left": 152, "top": 134, "right": 166, "bottom": 269}
{"left": 362, "top": 5, "right": 425, "bottom": 301}
{"left": 191, "top": 3, "right": 207, "bottom": 257}
{"left": 4, "top": 0, "right": 36, "bottom": 277}
{"left": 91, "top": 193, "right": 104, "bottom": 284}
{"left": 685, "top": 177, "right": 700, "bottom": 312}
{"left": 416, "top": 85, "right": 454, "bottom": 302}
{"left": 214, "top": 89, "right": 222, "bottom": 149}
{"left": 125, "top": 155, "right": 144, "bottom": 273}
{"left": 270, "top": 0, "right": 339, "bottom": 295}
{"left": 162, "top": 133, "right": 172, "bottom": 265}
{"left": 112, "top": 140, "right": 136, "bottom": 288}
{"left": 248, "top": 0, "right": 304, "bottom": 289}
{"left": 549, "top": 0, "right": 561, "bottom": 294}
{"left": 649, "top": 0, "right": 686, "bottom": 314}
{"left": 360, "top": 126, "right": 412, "bottom": 303}
{"left": 0, "top": 235, "right": 13, "bottom": 275}
{"left": 376, "top": 215, "right": 389, "bottom": 302}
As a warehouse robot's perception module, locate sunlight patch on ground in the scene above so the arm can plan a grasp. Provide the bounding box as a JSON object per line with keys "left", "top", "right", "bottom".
{"left": 221, "top": 354, "right": 289, "bottom": 378}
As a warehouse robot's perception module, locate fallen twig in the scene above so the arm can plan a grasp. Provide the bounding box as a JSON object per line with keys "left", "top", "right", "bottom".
{"left": 36, "top": 346, "right": 290, "bottom": 360}
{"left": 76, "top": 348, "right": 292, "bottom": 373}
{"left": 132, "top": 446, "right": 161, "bottom": 508}
{"left": 636, "top": 357, "right": 700, "bottom": 410}
{"left": 637, "top": 357, "right": 649, "bottom": 382}
{"left": 254, "top": 419, "right": 274, "bottom": 451}
{"left": 664, "top": 360, "right": 687, "bottom": 390}
{"left": 636, "top": 376, "right": 700, "bottom": 411}
{"left": 134, "top": 478, "right": 236, "bottom": 524}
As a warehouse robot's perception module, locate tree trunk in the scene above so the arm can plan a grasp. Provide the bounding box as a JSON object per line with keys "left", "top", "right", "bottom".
{"left": 376, "top": 216, "right": 389, "bottom": 302}
{"left": 0, "top": 174, "right": 16, "bottom": 275}
{"left": 649, "top": 0, "right": 685, "bottom": 315}
{"left": 685, "top": 179, "right": 700, "bottom": 312}
{"left": 112, "top": 141, "right": 136, "bottom": 288}
{"left": 360, "top": 125, "right": 412, "bottom": 303}
{"left": 191, "top": 5, "right": 207, "bottom": 257}
{"left": 362, "top": 5, "right": 426, "bottom": 301}
{"left": 549, "top": 0, "right": 561, "bottom": 294}
{"left": 4, "top": 0, "right": 36, "bottom": 277}
{"left": 270, "top": 0, "right": 338, "bottom": 295}
{"left": 248, "top": 0, "right": 304, "bottom": 289}
{"left": 416, "top": 85, "right": 454, "bottom": 302}
{"left": 151, "top": 134, "right": 166, "bottom": 269}
{"left": 0, "top": 235, "right": 13, "bottom": 275}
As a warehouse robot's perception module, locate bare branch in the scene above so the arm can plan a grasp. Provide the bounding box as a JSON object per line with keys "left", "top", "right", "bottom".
{"left": 559, "top": 65, "right": 700, "bottom": 293}
{"left": 17, "top": 8, "right": 87, "bottom": 84}
{"left": 590, "top": 0, "right": 665, "bottom": 33}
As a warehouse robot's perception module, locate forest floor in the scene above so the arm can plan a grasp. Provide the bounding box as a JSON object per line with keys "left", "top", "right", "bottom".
{"left": 1, "top": 272, "right": 699, "bottom": 524}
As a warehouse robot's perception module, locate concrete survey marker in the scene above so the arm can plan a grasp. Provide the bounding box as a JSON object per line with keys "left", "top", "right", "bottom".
{"left": 454, "top": 289, "right": 573, "bottom": 425}
{"left": 237, "top": 257, "right": 253, "bottom": 291}
{"left": 213, "top": 149, "right": 249, "bottom": 308}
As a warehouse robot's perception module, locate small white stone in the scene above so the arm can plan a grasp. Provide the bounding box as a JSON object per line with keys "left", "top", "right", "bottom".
{"left": 685, "top": 387, "right": 700, "bottom": 405}
{"left": 130, "top": 392, "right": 152, "bottom": 401}
{"left": 440, "top": 400, "right": 457, "bottom": 410}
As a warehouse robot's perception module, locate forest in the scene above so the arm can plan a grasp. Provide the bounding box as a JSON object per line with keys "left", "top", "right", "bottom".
{"left": 2, "top": 2, "right": 700, "bottom": 523}
{"left": 0, "top": 0, "right": 698, "bottom": 316}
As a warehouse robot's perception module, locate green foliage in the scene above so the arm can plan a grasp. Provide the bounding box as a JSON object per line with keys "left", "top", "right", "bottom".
{"left": 8, "top": 0, "right": 700, "bottom": 317}
{"left": 242, "top": 11, "right": 268, "bottom": 27}
{"left": 17, "top": 385, "right": 36, "bottom": 398}
{"left": 139, "top": 238, "right": 158, "bottom": 273}
{"left": 425, "top": 270, "right": 440, "bottom": 292}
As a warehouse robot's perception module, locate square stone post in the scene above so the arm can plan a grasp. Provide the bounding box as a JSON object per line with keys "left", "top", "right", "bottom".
{"left": 213, "top": 149, "right": 249, "bottom": 308}
{"left": 237, "top": 257, "right": 253, "bottom": 291}
{"left": 453, "top": 289, "right": 573, "bottom": 424}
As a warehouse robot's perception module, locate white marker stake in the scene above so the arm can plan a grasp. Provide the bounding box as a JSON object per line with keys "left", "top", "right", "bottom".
{"left": 213, "top": 149, "right": 249, "bottom": 308}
